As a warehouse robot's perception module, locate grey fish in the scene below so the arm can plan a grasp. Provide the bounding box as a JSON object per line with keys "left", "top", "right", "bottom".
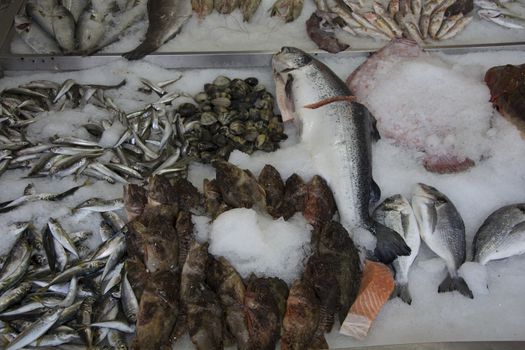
{"left": 46, "top": 260, "right": 106, "bottom": 286}
{"left": 86, "top": 0, "right": 147, "bottom": 55}
{"left": 0, "top": 183, "right": 84, "bottom": 213}
{"left": 373, "top": 195, "right": 420, "bottom": 304}
{"left": 0, "top": 238, "right": 32, "bottom": 293}
{"left": 0, "top": 282, "right": 32, "bottom": 313}
{"left": 272, "top": 47, "right": 409, "bottom": 264}
{"left": 61, "top": 0, "right": 88, "bottom": 21}
{"left": 76, "top": 5, "right": 107, "bottom": 53}
{"left": 48, "top": 218, "right": 79, "bottom": 257}
{"left": 473, "top": 204, "right": 525, "bottom": 265}
{"left": 51, "top": 5, "right": 76, "bottom": 53}
{"left": 122, "top": 0, "right": 192, "bottom": 60}
{"left": 14, "top": 16, "right": 61, "bottom": 54}
{"left": 412, "top": 183, "right": 473, "bottom": 298}
{"left": 120, "top": 272, "right": 139, "bottom": 323}
{"left": 26, "top": 2, "right": 56, "bottom": 36}
{"left": 29, "top": 328, "right": 79, "bottom": 346}
{"left": 5, "top": 307, "right": 63, "bottom": 350}
{"left": 90, "top": 321, "right": 135, "bottom": 333}
{"left": 74, "top": 197, "right": 124, "bottom": 212}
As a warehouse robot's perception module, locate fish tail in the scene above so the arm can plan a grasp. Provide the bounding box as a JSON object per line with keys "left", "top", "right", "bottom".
{"left": 438, "top": 273, "right": 473, "bottom": 299}
{"left": 122, "top": 42, "right": 157, "bottom": 60}
{"left": 372, "top": 221, "right": 411, "bottom": 264}
{"left": 392, "top": 283, "right": 412, "bottom": 305}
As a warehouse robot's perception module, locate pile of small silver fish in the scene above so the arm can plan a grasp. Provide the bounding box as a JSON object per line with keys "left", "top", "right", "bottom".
{"left": 191, "top": 0, "right": 303, "bottom": 23}
{"left": 0, "top": 196, "right": 132, "bottom": 349}
{"left": 475, "top": 0, "right": 525, "bottom": 29}
{"left": 0, "top": 74, "right": 285, "bottom": 185}
{"left": 15, "top": 0, "right": 147, "bottom": 55}
{"left": 314, "top": 0, "right": 474, "bottom": 47}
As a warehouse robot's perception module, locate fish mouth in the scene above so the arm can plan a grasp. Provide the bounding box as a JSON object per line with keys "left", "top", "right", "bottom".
{"left": 272, "top": 46, "right": 313, "bottom": 74}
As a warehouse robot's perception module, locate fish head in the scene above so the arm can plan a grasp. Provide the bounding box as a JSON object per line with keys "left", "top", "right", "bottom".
{"left": 380, "top": 194, "right": 411, "bottom": 212}
{"left": 478, "top": 9, "right": 500, "bottom": 18}
{"left": 14, "top": 16, "right": 31, "bottom": 32}
{"left": 272, "top": 47, "right": 313, "bottom": 76}
{"left": 412, "top": 183, "right": 448, "bottom": 205}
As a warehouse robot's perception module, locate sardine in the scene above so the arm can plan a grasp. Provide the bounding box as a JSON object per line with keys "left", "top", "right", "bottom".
{"left": 0, "top": 238, "right": 32, "bottom": 293}
{"left": 121, "top": 272, "right": 139, "bottom": 323}
{"left": 5, "top": 307, "right": 63, "bottom": 350}
{"left": 46, "top": 260, "right": 106, "bottom": 286}
{"left": 473, "top": 204, "right": 525, "bottom": 265}
{"left": 123, "top": 0, "right": 192, "bottom": 60}
{"left": 412, "top": 183, "right": 473, "bottom": 298}
{"left": 373, "top": 195, "right": 420, "bottom": 304}
{"left": 0, "top": 282, "right": 32, "bottom": 314}
{"left": 48, "top": 218, "right": 79, "bottom": 257}
{"left": 74, "top": 197, "right": 124, "bottom": 212}
{"left": 272, "top": 47, "right": 410, "bottom": 264}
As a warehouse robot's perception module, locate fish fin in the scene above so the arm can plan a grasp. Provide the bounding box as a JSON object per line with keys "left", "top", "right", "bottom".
{"left": 509, "top": 221, "right": 525, "bottom": 235}
{"left": 370, "top": 179, "right": 381, "bottom": 208}
{"left": 122, "top": 42, "right": 157, "bottom": 60}
{"left": 369, "top": 112, "right": 381, "bottom": 142}
{"left": 392, "top": 283, "right": 412, "bottom": 305}
{"left": 303, "top": 96, "right": 356, "bottom": 109}
{"left": 372, "top": 221, "right": 411, "bottom": 264}
{"left": 438, "top": 274, "right": 473, "bottom": 299}
{"left": 285, "top": 73, "right": 294, "bottom": 107}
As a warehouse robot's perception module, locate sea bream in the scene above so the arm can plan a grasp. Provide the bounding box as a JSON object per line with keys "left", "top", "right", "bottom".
{"left": 373, "top": 194, "right": 420, "bottom": 304}
{"left": 411, "top": 183, "right": 473, "bottom": 298}
{"left": 473, "top": 204, "right": 525, "bottom": 265}
{"left": 272, "top": 47, "right": 410, "bottom": 264}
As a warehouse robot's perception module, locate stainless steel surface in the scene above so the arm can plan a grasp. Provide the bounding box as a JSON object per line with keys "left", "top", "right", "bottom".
{"left": 346, "top": 342, "right": 525, "bottom": 350}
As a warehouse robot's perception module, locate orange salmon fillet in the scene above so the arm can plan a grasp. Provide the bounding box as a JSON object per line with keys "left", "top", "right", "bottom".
{"left": 340, "top": 260, "right": 394, "bottom": 340}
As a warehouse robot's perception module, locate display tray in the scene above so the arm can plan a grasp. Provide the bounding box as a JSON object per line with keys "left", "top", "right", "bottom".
{"left": 1, "top": 0, "right": 525, "bottom": 71}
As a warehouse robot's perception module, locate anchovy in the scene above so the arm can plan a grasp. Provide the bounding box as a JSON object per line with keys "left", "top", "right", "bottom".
{"left": 5, "top": 307, "right": 63, "bottom": 350}
{"left": 412, "top": 183, "right": 473, "bottom": 298}
{"left": 122, "top": 0, "right": 193, "bottom": 60}
{"left": 474, "top": 204, "right": 525, "bottom": 265}
{"left": 272, "top": 47, "right": 409, "bottom": 264}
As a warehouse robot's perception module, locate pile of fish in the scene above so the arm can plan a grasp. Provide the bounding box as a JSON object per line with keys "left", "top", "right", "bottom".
{"left": 15, "top": 0, "right": 148, "bottom": 55}
{"left": 476, "top": 0, "right": 525, "bottom": 29}
{"left": 0, "top": 74, "right": 286, "bottom": 183}
{"left": 122, "top": 162, "right": 363, "bottom": 348}
{"left": 0, "top": 194, "right": 133, "bottom": 349}
{"left": 308, "top": 0, "right": 474, "bottom": 52}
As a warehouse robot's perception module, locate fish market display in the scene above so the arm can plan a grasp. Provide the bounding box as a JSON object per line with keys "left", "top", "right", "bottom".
{"left": 309, "top": 0, "right": 474, "bottom": 51}
{"left": 473, "top": 203, "right": 525, "bottom": 265}
{"left": 123, "top": 0, "right": 193, "bottom": 60}
{"left": 272, "top": 46, "right": 410, "bottom": 264}
{"left": 412, "top": 183, "right": 473, "bottom": 298}
{"left": 340, "top": 260, "right": 394, "bottom": 340}
{"left": 476, "top": 0, "right": 525, "bottom": 29}
{"left": 373, "top": 194, "right": 420, "bottom": 304}
{"left": 0, "top": 75, "right": 286, "bottom": 182}
{"left": 347, "top": 39, "right": 493, "bottom": 173}
{"left": 485, "top": 63, "right": 525, "bottom": 138}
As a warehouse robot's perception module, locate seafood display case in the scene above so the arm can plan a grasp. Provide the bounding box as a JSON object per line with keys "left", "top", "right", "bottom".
{"left": 1, "top": 0, "right": 525, "bottom": 349}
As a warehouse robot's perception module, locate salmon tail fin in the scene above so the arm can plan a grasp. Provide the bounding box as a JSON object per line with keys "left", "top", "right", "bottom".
{"left": 392, "top": 283, "right": 412, "bottom": 305}
{"left": 122, "top": 42, "right": 157, "bottom": 60}
{"left": 372, "top": 221, "right": 411, "bottom": 264}
{"left": 438, "top": 274, "right": 473, "bottom": 299}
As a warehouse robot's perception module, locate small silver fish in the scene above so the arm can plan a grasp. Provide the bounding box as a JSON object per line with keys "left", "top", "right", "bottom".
{"left": 74, "top": 197, "right": 125, "bottom": 212}
{"left": 478, "top": 9, "right": 525, "bottom": 29}
{"left": 5, "top": 307, "right": 63, "bottom": 350}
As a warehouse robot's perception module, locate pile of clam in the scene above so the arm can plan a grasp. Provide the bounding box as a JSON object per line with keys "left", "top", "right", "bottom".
{"left": 181, "top": 76, "right": 287, "bottom": 164}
